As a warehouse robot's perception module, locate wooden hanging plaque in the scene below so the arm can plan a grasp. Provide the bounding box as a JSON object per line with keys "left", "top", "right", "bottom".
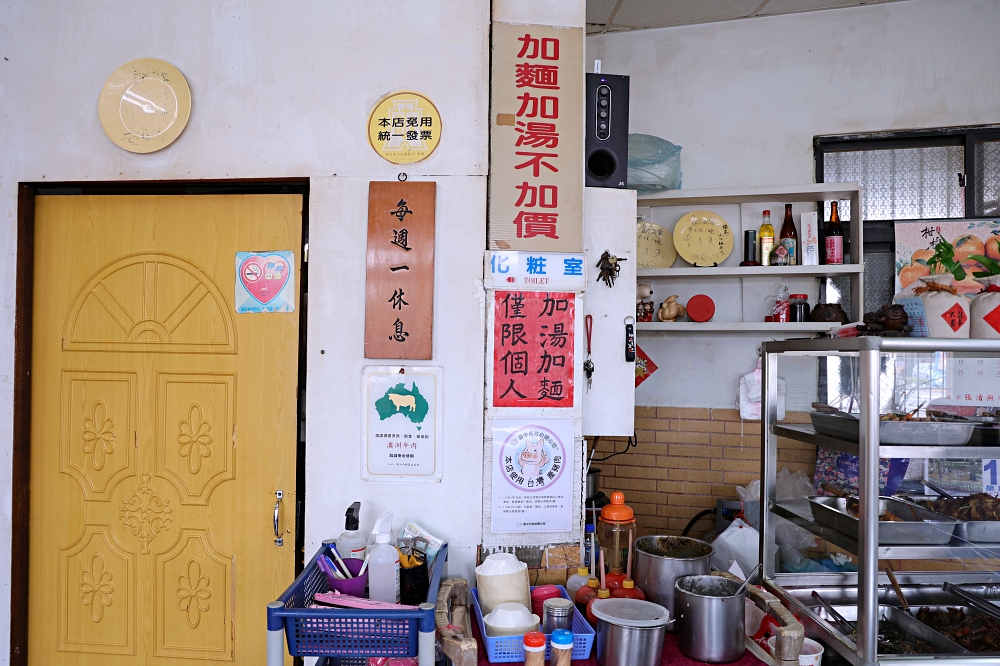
{"left": 365, "top": 181, "right": 436, "bottom": 359}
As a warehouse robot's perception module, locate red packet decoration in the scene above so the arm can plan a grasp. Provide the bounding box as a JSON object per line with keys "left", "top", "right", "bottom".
{"left": 634, "top": 346, "right": 658, "bottom": 387}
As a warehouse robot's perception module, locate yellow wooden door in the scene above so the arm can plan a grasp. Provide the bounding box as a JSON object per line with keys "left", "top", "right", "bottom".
{"left": 29, "top": 194, "right": 301, "bottom": 664}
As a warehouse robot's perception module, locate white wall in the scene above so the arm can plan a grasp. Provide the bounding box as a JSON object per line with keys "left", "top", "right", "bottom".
{"left": 0, "top": 0, "right": 489, "bottom": 654}
{"left": 588, "top": 0, "right": 1000, "bottom": 407}
{"left": 589, "top": 0, "right": 1000, "bottom": 190}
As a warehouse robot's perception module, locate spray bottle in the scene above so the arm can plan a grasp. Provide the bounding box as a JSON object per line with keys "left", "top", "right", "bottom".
{"left": 367, "top": 512, "right": 400, "bottom": 603}
{"left": 337, "top": 502, "right": 367, "bottom": 560}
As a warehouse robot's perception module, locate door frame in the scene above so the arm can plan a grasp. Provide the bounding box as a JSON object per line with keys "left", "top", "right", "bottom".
{"left": 11, "top": 179, "right": 311, "bottom": 665}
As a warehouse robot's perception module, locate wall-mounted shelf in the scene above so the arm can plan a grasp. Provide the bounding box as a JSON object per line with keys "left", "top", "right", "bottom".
{"left": 637, "top": 322, "right": 839, "bottom": 333}
{"left": 638, "top": 264, "right": 864, "bottom": 279}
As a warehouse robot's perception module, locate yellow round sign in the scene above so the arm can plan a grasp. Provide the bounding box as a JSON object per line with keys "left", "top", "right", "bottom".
{"left": 367, "top": 91, "right": 442, "bottom": 165}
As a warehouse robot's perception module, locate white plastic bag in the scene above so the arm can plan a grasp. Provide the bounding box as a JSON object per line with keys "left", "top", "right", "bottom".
{"left": 711, "top": 518, "right": 759, "bottom": 576}
{"left": 774, "top": 468, "right": 818, "bottom": 565}
{"left": 627, "top": 134, "right": 682, "bottom": 194}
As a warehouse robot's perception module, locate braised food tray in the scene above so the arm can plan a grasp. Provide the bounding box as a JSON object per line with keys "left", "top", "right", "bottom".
{"left": 807, "top": 496, "right": 959, "bottom": 545}
{"left": 810, "top": 412, "right": 975, "bottom": 445}
{"left": 908, "top": 494, "right": 1000, "bottom": 545}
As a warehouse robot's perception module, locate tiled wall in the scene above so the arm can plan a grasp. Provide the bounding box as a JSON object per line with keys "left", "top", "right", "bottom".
{"left": 592, "top": 406, "right": 817, "bottom": 538}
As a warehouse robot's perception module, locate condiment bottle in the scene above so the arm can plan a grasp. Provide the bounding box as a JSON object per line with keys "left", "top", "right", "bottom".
{"left": 611, "top": 533, "right": 645, "bottom": 599}
{"left": 565, "top": 566, "right": 590, "bottom": 599}
{"left": 522, "top": 631, "right": 546, "bottom": 666}
{"left": 586, "top": 550, "right": 612, "bottom": 627}
{"left": 789, "top": 294, "right": 810, "bottom": 323}
{"left": 587, "top": 588, "right": 611, "bottom": 628}
{"left": 598, "top": 492, "right": 636, "bottom": 591}
{"left": 611, "top": 578, "right": 646, "bottom": 599}
{"left": 550, "top": 629, "right": 574, "bottom": 666}
{"left": 825, "top": 201, "right": 844, "bottom": 265}
{"left": 574, "top": 577, "right": 598, "bottom": 614}
{"left": 759, "top": 210, "right": 774, "bottom": 266}
{"left": 779, "top": 203, "right": 798, "bottom": 266}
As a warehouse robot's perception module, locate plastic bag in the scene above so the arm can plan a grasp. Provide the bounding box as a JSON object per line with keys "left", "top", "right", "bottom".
{"left": 711, "top": 518, "right": 759, "bottom": 576}
{"left": 627, "top": 134, "right": 682, "bottom": 194}
{"left": 776, "top": 468, "right": 815, "bottom": 501}
{"left": 369, "top": 658, "right": 418, "bottom": 666}
{"left": 737, "top": 480, "right": 761, "bottom": 502}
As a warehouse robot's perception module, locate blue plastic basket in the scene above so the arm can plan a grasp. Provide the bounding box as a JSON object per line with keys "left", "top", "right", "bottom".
{"left": 267, "top": 542, "right": 447, "bottom": 662}
{"left": 471, "top": 585, "right": 595, "bottom": 662}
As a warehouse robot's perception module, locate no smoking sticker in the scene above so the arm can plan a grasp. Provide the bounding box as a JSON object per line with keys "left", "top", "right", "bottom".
{"left": 234, "top": 251, "right": 295, "bottom": 313}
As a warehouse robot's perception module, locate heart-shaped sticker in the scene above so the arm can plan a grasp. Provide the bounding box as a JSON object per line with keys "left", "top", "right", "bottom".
{"left": 239, "top": 254, "right": 290, "bottom": 304}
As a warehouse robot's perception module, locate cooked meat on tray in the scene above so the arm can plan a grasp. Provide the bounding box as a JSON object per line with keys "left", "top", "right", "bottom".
{"left": 916, "top": 607, "right": 1000, "bottom": 652}
{"left": 918, "top": 494, "right": 1000, "bottom": 521}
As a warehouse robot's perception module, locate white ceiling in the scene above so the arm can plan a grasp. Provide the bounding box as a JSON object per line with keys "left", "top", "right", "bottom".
{"left": 587, "top": 0, "right": 911, "bottom": 34}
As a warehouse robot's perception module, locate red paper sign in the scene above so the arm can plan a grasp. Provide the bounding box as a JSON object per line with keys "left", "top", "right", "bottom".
{"left": 493, "top": 291, "right": 574, "bottom": 407}
{"left": 941, "top": 303, "right": 968, "bottom": 332}
{"left": 985, "top": 304, "right": 1000, "bottom": 334}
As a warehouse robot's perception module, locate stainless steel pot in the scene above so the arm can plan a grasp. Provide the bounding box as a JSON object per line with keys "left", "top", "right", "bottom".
{"left": 591, "top": 598, "right": 672, "bottom": 666}
{"left": 675, "top": 575, "right": 745, "bottom": 663}
{"left": 633, "top": 535, "right": 712, "bottom": 627}
{"left": 586, "top": 467, "right": 601, "bottom": 500}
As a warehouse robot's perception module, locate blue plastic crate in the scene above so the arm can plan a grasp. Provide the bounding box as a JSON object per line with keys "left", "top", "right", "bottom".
{"left": 267, "top": 543, "right": 446, "bottom": 660}
{"left": 470, "top": 585, "right": 595, "bottom": 662}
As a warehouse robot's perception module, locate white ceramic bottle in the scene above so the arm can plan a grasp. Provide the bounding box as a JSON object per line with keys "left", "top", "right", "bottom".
{"left": 970, "top": 275, "right": 1000, "bottom": 339}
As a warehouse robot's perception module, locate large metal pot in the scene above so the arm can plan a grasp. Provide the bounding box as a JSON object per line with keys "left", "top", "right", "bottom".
{"left": 675, "top": 575, "right": 745, "bottom": 663}
{"left": 586, "top": 467, "right": 601, "bottom": 500}
{"left": 633, "top": 535, "right": 712, "bottom": 626}
{"left": 591, "top": 598, "right": 672, "bottom": 666}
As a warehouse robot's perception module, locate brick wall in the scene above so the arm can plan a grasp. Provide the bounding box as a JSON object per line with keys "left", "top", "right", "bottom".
{"left": 592, "top": 406, "right": 817, "bottom": 538}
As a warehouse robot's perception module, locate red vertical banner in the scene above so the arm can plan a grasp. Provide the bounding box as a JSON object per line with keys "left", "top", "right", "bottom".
{"left": 493, "top": 291, "right": 575, "bottom": 407}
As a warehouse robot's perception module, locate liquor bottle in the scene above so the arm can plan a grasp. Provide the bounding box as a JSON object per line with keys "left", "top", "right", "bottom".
{"left": 779, "top": 204, "right": 797, "bottom": 266}
{"left": 759, "top": 210, "right": 774, "bottom": 266}
{"left": 740, "top": 230, "right": 761, "bottom": 266}
{"left": 825, "top": 201, "right": 844, "bottom": 265}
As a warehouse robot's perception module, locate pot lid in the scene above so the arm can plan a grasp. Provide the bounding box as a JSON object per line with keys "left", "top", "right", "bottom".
{"left": 590, "top": 598, "right": 671, "bottom": 627}
{"left": 600, "top": 491, "right": 634, "bottom": 521}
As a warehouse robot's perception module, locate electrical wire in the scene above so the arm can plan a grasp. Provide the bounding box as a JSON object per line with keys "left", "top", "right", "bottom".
{"left": 589, "top": 434, "right": 638, "bottom": 463}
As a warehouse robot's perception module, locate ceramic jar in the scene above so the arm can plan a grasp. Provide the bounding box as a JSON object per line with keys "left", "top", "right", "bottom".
{"left": 917, "top": 274, "right": 970, "bottom": 338}
{"left": 970, "top": 275, "right": 1000, "bottom": 339}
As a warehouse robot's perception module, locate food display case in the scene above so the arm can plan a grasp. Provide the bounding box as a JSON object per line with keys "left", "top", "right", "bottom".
{"left": 759, "top": 338, "right": 1000, "bottom": 666}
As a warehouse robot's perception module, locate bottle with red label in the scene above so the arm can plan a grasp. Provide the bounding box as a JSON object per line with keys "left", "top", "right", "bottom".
{"left": 825, "top": 201, "right": 844, "bottom": 265}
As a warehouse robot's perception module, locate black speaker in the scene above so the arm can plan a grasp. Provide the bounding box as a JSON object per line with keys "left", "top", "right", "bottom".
{"left": 585, "top": 73, "right": 630, "bottom": 188}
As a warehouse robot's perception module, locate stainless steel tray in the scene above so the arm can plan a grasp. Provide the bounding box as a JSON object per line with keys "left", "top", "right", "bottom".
{"left": 810, "top": 604, "right": 966, "bottom": 654}
{"left": 905, "top": 496, "right": 1000, "bottom": 545}
{"left": 810, "top": 411, "right": 976, "bottom": 445}
{"left": 911, "top": 605, "right": 1000, "bottom": 654}
{"left": 807, "top": 496, "right": 959, "bottom": 545}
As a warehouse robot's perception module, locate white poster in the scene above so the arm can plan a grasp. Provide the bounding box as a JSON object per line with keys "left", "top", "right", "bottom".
{"left": 491, "top": 418, "right": 574, "bottom": 532}
{"left": 362, "top": 366, "right": 443, "bottom": 482}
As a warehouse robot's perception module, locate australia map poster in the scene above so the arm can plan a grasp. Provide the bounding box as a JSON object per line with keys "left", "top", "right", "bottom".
{"left": 362, "top": 366, "right": 443, "bottom": 481}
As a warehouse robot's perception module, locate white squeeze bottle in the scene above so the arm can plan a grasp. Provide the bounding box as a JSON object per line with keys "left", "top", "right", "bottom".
{"left": 337, "top": 502, "right": 367, "bottom": 559}
{"left": 368, "top": 512, "right": 400, "bottom": 603}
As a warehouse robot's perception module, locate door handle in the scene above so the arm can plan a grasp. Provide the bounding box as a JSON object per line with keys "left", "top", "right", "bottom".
{"left": 273, "top": 490, "right": 284, "bottom": 546}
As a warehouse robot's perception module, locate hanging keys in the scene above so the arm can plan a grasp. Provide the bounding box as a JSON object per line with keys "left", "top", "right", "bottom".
{"left": 584, "top": 314, "right": 594, "bottom": 391}
{"left": 624, "top": 316, "right": 636, "bottom": 363}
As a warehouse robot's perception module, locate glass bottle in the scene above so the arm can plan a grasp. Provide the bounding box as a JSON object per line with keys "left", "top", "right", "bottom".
{"left": 779, "top": 204, "right": 797, "bottom": 266}
{"left": 759, "top": 211, "right": 774, "bottom": 266}
{"left": 825, "top": 201, "right": 844, "bottom": 265}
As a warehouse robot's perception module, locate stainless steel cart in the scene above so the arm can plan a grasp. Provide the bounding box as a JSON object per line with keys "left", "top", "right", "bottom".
{"left": 760, "top": 337, "right": 1000, "bottom": 666}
